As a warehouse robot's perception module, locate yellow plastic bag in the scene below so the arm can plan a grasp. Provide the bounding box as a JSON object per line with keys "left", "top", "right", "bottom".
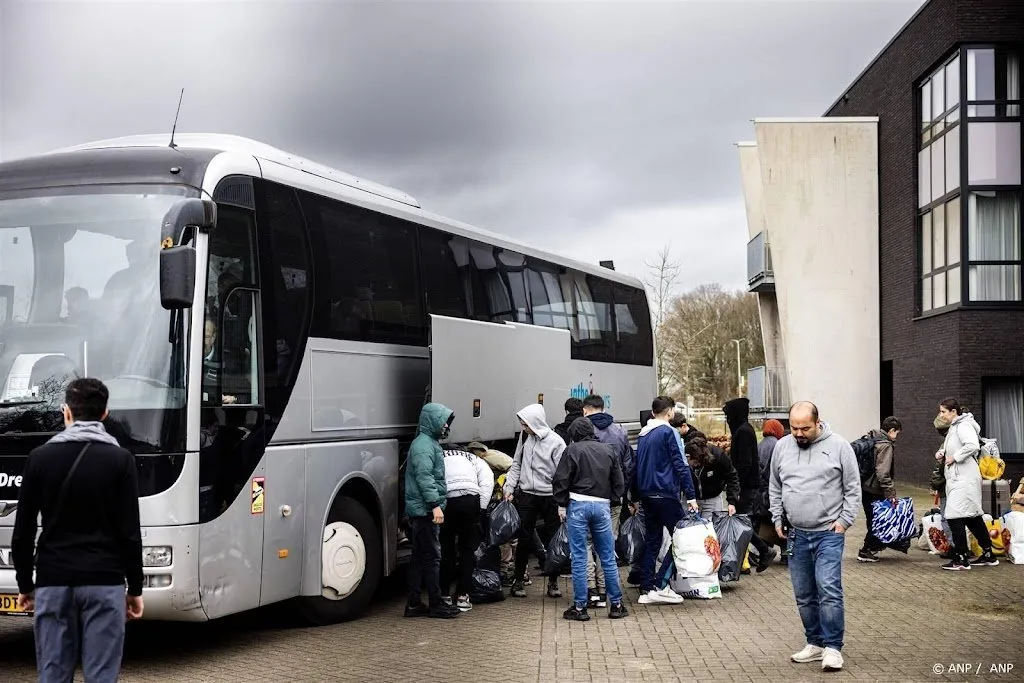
{"left": 969, "top": 517, "right": 1006, "bottom": 557}
{"left": 742, "top": 549, "right": 750, "bottom": 572}
{"left": 979, "top": 455, "right": 1005, "bottom": 481}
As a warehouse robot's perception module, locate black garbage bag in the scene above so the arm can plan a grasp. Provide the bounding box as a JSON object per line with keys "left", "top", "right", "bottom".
{"left": 543, "top": 523, "right": 571, "bottom": 577}
{"left": 487, "top": 500, "right": 521, "bottom": 548}
{"left": 469, "top": 568, "right": 505, "bottom": 603}
{"left": 712, "top": 512, "right": 754, "bottom": 583}
{"left": 886, "top": 537, "right": 912, "bottom": 554}
{"left": 616, "top": 512, "right": 646, "bottom": 565}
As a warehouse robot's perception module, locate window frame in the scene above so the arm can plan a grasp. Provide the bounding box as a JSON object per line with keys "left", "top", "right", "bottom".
{"left": 982, "top": 376, "right": 1024, "bottom": 460}
{"left": 917, "top": 44, "right": 1024, "bottom": 317}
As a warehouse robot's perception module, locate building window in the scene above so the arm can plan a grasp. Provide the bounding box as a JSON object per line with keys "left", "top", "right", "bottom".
{"left": 919, "top": 45, "right": 1022, "bottom": 313}
{"left": 968, "top": 191, "right": 1021, "bottom": 301}
{"left": 921, "top": 198, "right": 962, "bottom": 311}
{"left": 967, "top": 48, "right": 1020, "bottom": 118}
{"left": 984, "top": 379, "right": 1024, "bottom": 456}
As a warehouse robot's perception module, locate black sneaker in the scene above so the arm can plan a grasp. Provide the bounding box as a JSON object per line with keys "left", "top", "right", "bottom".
{"left": 856, "top": 549, "right": 880, "bottom": 563}
{"left": 547, "top": 583, "right": 562, "bottom": 599}
{"left": 428, "top": 604, "right": 460, "bottom": 619}
{"left": 756, "top": 548, "right": 779, "bottom": 572}
{"left": 510, "top": 582, "right": 527, "bottom": 598}
{"left": 941, "top": 557, "right": 971, "bottom": 571}
{"left": 975, "top": 551, "right": 1000, "bottom": 567}
{"left": 608, "top": 602, "right": 629, "bottom": 619}
{"left": 595, "top": 592, "right": 608, "bottom": 608}
{"left": 522, "top": 572, "right": 533, "bottom": 586}
{"left": 404, "top": 603, "right": 429, "bottom": 618}
{"left": 563, "top": 605, "right": 591, "bottom": 621}
{"left": 587, "top": 588, "right": 600, "bottom": 607}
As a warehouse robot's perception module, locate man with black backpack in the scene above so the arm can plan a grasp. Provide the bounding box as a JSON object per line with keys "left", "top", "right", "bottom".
{"left": 852, "top": 416, "right": 901, "bottom": 563}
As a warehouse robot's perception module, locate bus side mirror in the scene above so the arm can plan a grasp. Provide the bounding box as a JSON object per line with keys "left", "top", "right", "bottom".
{"left": 160, "top": 246, "right": 196, "bottom": 310}
{"left": 158, "top": 198, "right": 216, "bottom": 310}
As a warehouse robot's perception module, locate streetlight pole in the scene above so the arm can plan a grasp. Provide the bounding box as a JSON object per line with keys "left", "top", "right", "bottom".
{"left": 731, "top": 339, "right": 744, "bottom": 395}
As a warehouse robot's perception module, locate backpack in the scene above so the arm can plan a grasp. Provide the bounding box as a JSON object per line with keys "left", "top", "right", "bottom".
{"left": 850, "top": 434, "right": 884, "bottom": 483}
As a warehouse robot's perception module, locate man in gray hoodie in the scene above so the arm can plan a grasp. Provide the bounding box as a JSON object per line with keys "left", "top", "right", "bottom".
{"left": 769, "top": 401, "right": 861, "bottom": 674}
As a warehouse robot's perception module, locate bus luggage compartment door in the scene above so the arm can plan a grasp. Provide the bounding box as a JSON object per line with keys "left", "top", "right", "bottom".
{"left": 429, "top": 314, "right": 572, "bottom": 444}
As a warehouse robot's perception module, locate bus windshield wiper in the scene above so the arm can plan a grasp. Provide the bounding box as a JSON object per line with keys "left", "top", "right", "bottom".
{"left": 0, "top": 398, "right": 47, "bottom": 408}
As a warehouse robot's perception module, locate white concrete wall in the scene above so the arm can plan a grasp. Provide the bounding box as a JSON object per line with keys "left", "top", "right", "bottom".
{"left": 738, "top": 143, "right": 786, "bottom": 373}
{"left": 741, "top": 118, "right": 880, "bottom": 440}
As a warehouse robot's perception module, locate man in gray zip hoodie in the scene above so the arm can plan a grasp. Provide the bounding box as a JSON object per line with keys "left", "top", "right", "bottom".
{"left": 769, "top": 401, "right": 861, "bottom": 674}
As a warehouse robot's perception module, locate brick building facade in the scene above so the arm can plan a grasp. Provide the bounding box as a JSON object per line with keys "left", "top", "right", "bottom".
{"left": 827, "top": 0, "right": 1023, "bottom": 487}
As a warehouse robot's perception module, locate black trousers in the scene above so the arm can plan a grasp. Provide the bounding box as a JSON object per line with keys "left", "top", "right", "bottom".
{"left": 514, "top": 491, "right": 560, "bottom": 585}
{"left": 949, "top": 516, "right": 992, "bottom": 558}
{"left": 439, "top": 495, "right": 482, "bottom": 597}
{"left": 407, "top": 516, "right": 442, "bottom": 608}
{"left": 861, "top": 491, "right": 886, "bottom": 552}
{"left": 738, "top": 490, "right": 771, "bottom": 556}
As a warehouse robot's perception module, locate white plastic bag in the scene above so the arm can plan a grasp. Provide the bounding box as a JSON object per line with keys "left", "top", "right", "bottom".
{"left": 671, "top": 573, "right": 721, "bottom": 599}
{"left": 672, "top": 514, "right": 721, "bottom": 578}
{"left": 921, "top": 513, "right": 949, "bottom": 554}
{"left": 1001, "top": 511, "right": 1024, "bottom": 564}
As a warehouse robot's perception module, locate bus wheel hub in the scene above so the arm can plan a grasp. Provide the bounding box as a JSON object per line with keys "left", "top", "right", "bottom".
{"left": 321, "top": 522, "right": 365, "bottom": 600}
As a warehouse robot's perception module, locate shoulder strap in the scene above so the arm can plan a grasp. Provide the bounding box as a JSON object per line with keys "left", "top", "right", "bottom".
{"left": 36, "top": 443, "right": 91, "bottom": 554}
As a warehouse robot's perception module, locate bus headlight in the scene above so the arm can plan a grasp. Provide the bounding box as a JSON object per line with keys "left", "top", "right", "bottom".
{"left": 142, "top": 546, "right": 173, "bottom": 567}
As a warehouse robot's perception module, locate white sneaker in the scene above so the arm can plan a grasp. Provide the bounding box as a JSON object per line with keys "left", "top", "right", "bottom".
{"left": 791, "top": 644, "right": 824, "bottom": 663}
{"left": 822, "top": 648, "right": 844, "bottom": 671}
{"left": 637, "top": 587, "right": 684, "bottom": 605}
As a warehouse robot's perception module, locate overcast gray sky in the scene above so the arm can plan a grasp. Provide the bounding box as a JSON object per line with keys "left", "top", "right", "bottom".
{"left": 0, "top": 0, "right": 922, "bottom": 290}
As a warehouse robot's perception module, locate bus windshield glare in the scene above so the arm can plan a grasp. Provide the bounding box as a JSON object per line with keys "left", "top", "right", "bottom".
{"left": 0, "top": 184, "right": 192, "bottom": 449}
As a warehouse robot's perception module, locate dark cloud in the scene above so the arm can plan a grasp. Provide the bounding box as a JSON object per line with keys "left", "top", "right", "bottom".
{"left": 1, "top": 0, "right": 922, "bottom": 287}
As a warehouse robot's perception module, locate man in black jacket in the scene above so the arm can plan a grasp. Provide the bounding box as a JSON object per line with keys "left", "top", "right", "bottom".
{"left": 722, "top": 397, "right": 774, "bottom": 567}
{"left": 13, "top": 378, "right": 144, "bottom": 682}
{"left": 684, "top": 435, "right": 741, "bottom": 518}
{"left": 553, "top": 397, "right": 584, "bottom": 445}
{"left": 552, "top": 418, "right": 627, "bottom": 621}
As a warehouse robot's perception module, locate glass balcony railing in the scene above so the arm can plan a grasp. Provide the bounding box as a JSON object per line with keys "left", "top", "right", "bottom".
{"left": 747, "top": 365, "right": 789, "bottom": 411}
{"left": 747, "top": 231, "right": 774, "bottom": 293}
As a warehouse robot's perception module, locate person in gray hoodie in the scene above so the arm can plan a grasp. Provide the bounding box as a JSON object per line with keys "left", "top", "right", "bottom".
{"left": 769, "top": 401, "right": 861, "bottom": 673}
{"left": 503, "top": 403, "right": 566, "bottom": 598}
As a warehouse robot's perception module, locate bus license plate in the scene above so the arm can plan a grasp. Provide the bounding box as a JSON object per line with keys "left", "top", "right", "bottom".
{"left": 0, "top": 594, "right": 29, "bottom": 614}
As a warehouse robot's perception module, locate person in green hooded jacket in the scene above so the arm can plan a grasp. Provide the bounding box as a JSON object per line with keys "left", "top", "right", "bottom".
{"left": 404, "top": 402, "right": 459, "bottom": 618}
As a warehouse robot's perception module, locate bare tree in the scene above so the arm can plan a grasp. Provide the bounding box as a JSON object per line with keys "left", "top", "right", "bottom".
{"left": 643, "top": 245, "right": 681, "bottom": 395}
{"left": 659, "top": 284, "right": 764, "bottom": 406}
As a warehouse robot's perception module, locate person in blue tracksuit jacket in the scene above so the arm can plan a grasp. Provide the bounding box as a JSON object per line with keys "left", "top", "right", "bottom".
{"left": 631, "top": 396, "right": 698, "bottom": 605}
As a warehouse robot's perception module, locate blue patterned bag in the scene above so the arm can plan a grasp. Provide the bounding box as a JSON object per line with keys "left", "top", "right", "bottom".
{"left": 871, "top": 497, "right": 917, "bottom": 544}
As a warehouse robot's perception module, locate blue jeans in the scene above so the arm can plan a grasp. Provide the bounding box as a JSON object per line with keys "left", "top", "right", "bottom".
{"left": 568, "top": 499, "right": 622, "bottom": 608}
{"left": 788, "top": 529, "right": 846, "bottom": 651}
{"left": 639, "top": 497, "right": 684, "bottom": 593}
{"left": 34, "top": 585, "right": 127, "bottom": 683}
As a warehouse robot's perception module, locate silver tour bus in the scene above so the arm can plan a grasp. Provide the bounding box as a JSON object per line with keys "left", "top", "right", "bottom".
{"left": 0, "top": 135, "right": 656, "bottom": 624}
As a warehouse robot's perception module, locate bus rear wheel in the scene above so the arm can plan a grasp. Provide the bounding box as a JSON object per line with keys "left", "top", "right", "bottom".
{"left": 297, "top": 496, "right": 382, "bottom": 625}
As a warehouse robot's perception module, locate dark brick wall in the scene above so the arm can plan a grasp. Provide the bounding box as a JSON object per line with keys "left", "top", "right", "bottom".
{"left": 825, "top": 0, "right": 1024, "bottom": 489}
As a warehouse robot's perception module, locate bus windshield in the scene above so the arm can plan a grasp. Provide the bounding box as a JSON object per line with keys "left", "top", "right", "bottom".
{"left": 0, "top": 184, "right": 193, "bottom": 449}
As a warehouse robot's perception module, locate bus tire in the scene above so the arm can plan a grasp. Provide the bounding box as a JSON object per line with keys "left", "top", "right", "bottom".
{"left": 297, "top": 496, "right": 382, "bottom": 625}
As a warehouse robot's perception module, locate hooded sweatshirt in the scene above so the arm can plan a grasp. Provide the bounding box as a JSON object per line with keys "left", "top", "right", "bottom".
{"left": 443, "top": 449, "right": 495, "bottom": 510}
{"left": 551, "top": 418, "right": 625, "bottom": 507}
{"left": 723, "top": 398, "right": 759, "bottom": 494}
{"left": 404, "top": 403, "right": 453, "bottom": 517}
{"left": 768, "top": 421, "right": 862, "bottom": 532}
{"left": 587, "top": 411, "right": 634, "bottom": 494}
{"left": 632, "top": 418, "right": 697, "bottom": 502}
{"left": 503, "top": 404, "right": 566, "bottom": 497}
{"left": 941, "top": 412, "right": 984, "bottom": 520}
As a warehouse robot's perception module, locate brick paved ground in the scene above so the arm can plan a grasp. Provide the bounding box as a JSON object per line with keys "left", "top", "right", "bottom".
{"left": 2, "top": 486, "right": 1022, "bottom": 682}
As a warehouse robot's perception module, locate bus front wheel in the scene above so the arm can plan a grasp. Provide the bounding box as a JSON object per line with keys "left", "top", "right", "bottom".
{"left": 297, "top": 496, "right": 382, "bottom": 625}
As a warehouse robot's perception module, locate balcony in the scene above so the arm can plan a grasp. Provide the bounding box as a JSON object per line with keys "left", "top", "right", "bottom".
{"left": 747, "top": 231, "right": 774, "bottom": 293}
{"left": 747, "top": 365, "right": 790, "bottom": 416}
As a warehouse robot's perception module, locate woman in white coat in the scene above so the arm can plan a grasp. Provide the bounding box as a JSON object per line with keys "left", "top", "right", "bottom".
{"left": 936, "top": 398, "right": 999, "bottom": 570}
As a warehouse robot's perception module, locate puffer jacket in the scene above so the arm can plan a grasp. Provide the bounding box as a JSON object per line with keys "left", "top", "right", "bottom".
{"left": 942, "top": 413, "right": 984, "bottom": 520}
{"left": 404, "top": 403, "right": 452, "bottom": 517}
{"left": 587, "top": 411, "right": 634, "bottom": 496}
{"left": 443, "top": 449, "right": 494, "bottom": 510}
